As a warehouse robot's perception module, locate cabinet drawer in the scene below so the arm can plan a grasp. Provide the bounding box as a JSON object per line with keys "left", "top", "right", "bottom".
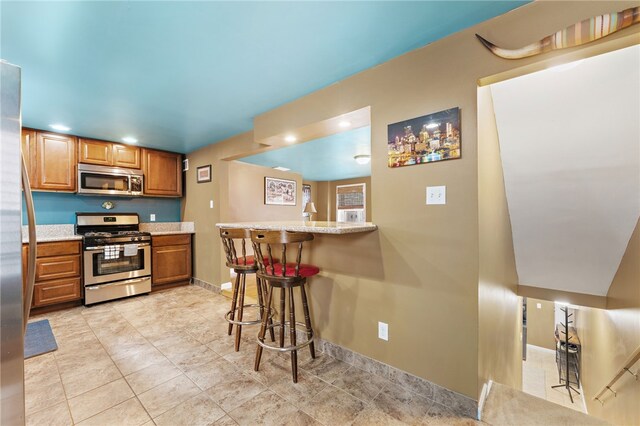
{"left": 152, "top": 234, "right": 191, "bottom": 247}
{"left": 37, "top": 241, "right": 81, "bottom": 257}
{"left": 35, "top": 255, "right": 81, "bottom": 281}
{"left": 33, "top": 278, "right": 82, "bottom": 307}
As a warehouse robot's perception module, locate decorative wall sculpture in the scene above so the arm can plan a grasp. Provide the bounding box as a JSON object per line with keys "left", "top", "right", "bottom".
{"left": 476, "top": 7, "right": 640, "bottom": 59}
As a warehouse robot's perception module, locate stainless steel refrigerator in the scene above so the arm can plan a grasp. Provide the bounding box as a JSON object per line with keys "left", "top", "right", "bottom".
{"left": 1, "top": 60, "right": 37, "bottom": 425}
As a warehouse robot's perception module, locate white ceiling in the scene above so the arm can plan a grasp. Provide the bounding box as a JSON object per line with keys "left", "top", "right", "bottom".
{"left": 491, "top": 45, "right": 640, "bottom": 297}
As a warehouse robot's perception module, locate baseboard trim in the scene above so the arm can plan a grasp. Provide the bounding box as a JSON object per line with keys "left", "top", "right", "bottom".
{"left": 478, "top": 379, "right": 493, "bottom": 421}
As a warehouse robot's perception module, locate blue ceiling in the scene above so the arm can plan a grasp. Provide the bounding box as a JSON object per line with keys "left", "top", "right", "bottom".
{"left": 239, "top": 126, "right": 371, "bottom": 181}
{"left": 1, "top": 1, "right": 527, "bottom": 154}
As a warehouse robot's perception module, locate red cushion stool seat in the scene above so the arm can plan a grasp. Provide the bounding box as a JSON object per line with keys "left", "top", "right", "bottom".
{"left": 267, "top": 262, "right": 320, "bottom": 278}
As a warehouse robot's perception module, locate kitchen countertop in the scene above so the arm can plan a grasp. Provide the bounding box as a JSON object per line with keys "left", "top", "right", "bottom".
{"left": 22, "top": 222, "right": 195, "bottom": 243}
{"left": 215, "top": 221, "right": 377, "bottom": 235}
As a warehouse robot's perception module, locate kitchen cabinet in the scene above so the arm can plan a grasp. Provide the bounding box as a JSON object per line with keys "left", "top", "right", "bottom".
{"left": 151, "top": 234, "right": 191, "bottom": 289}
{"left": 142, "top": 149, "right": 183, "bottom": 197}
{"left": 21, "top": 128, "right": 36, "bottom": 185}
{"left": 33, "top": 131, "right": 77, "bottom": 192}
{"left": 23, "top": 240, "right": 83, "bottom": 313}
{"left": 79, "top": 138, "right": 141, "bottom": 169}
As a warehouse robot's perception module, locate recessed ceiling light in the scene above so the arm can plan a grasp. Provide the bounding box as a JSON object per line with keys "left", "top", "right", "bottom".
{"left": 273, "top": 166, "right": 291, "bottom": 172}
{"left": 354, "top": 154, "right": 371, "bottom": 165}
{"left": 426, "top": 123, "right": 439, "bottom": 129}
{"left": 339, "top": 120, "right": 351, "bottom": 128}
{"left": 284, "top": 135, "right": 297, "bottom": 143}
{"left": 49, "top": 124, "right": 71, "bottom": 131}
{"left": 122, "top": 136, "right": 138, "bottom": 144}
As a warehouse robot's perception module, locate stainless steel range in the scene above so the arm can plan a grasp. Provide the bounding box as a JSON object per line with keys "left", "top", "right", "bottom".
{"left": 76, "top": 213, "right": 151, "bottom": 305}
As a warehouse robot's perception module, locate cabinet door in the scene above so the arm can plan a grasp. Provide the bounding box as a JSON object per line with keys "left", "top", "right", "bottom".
{"left": 152, "top": 244, "right": 192, "bottom": 286}
{"left": 113, "top": 144, "right": 141, "bottom": 169}
{"left": 33, "top": 278, "right": 82, "bottom": 307}
{"left": 79, "top": 138, "right": 113, "bottom": 166}
{"left": 35, "top": 132, "right": 77, "bottom": 191}
{"left": 21, "top": 128, "right": 37, "bottom": 185}
{"left": 142, "top": 149, "right": 182, "bottom": 196}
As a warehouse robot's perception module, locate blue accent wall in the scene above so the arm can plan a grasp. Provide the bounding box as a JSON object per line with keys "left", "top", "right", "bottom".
{"left": 23, "top": 192, "right": 181, "bottom": 225}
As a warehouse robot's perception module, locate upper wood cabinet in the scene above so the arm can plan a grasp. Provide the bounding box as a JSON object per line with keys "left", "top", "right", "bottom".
{"left": 79, "top": 138, "right": 112, "bottom": 166}
{"left": 113, "top": 144, "right": 141, "bottom": 168}
{"left": 21, "top": 128, "right": 36, "bottom": 185}
{"left": 79, "top": 138, "right": 141, "bottom": 169}
{"left": 34, "top": 131, "right": 77, "bottom": 192}
{"left": 142, "top": 149, "right": 182, "bottom": 197}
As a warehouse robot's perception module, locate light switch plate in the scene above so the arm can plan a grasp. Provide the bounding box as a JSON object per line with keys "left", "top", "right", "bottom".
{"left": 536, "top": 303, "right": 542, "bottom": 309}
{"left": 210, "top": 200, "right": 214, "bottom": 209}
{"left": 426, "top": 186, "right": 446, "bottom": 205}
{"left": 378, "top": 321, "right": 389, "bottom": 341}
{"left": 150, "top": 214, "right": 156, "bottom": 222}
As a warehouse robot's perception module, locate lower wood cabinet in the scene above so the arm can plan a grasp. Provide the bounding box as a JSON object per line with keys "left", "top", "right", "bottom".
{"left": 23, "top": 240, "right": 83, "bottom": 310}
{"left": 151, "top": 234, "right": 192, "bottom": 289}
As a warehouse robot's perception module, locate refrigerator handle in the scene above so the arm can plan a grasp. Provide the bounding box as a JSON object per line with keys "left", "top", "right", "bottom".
{"left": 21, "top": 152, "right": 37, "bottom": 333}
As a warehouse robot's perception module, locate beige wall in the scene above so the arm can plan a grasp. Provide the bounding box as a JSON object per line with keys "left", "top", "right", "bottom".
{"left": 526, "top": 298, "right": 556, "bottom": 351}
{"left": 183, "top": 2, "right": 640, "bottom": 400}
{"left": 576, "top": 218, "right": 640, "bottom": 425}
{"left": 477, "top": 86, "right": 522, "bottom": 399}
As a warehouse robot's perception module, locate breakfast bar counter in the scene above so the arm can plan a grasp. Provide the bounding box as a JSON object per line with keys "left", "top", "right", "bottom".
{"left": 215, "top": 220, "right": 377, "bottom": 234}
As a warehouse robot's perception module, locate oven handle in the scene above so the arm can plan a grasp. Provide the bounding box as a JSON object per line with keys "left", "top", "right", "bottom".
{"left": 85, "top": 243, "right": 150, "bottom": 252}
{"left": 85, "top": 277, "right": 150, "bottom": 289}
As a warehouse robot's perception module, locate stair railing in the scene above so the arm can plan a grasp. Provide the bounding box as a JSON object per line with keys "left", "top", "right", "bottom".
{"left": 593, "top": 345, "right": 640, "bottom": 404}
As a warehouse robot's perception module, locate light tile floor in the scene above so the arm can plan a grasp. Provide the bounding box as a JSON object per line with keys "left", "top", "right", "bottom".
{"left": 26, "top": 285, "right": 481, "bottom": 425}
{"left": 522, "top": 344, "right": 587, "bottom": 413}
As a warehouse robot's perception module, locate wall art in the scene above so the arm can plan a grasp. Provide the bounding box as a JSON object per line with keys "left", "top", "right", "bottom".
{"left": 388, "top": 107, "right": 461, "bottom": 168}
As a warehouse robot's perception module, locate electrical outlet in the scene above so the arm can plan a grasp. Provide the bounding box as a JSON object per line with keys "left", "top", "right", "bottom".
{"left": 378, "top": 321, "right": 389, "bottom": 341}
{"left": 150, "top": 214, "right": 156, "bottom": 222}
{"left": 536, "top": 303, "right": 542, "bottom": 309}
{"left": 210, "top": 200, "right": 214, "bottom": 209}
{"left": 426, "top": 186, "right": 446, "bottom": 205}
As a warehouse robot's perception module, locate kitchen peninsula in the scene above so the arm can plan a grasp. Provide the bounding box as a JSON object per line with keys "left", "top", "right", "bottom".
{"left": 215, "top": 220, "right": 377, "bottom": 234}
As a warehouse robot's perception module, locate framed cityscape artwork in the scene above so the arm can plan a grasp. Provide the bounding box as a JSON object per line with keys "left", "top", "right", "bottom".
{"left": 387, "top": 107, "right": 461, "bottom": 168}
{"left": 265, "top": 177, "right": 297, "bottom": 206}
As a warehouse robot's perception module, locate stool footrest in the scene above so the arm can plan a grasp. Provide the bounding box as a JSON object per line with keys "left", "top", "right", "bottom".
{"left": 257, "top": 321, "right": 314, "bottom": 352}
{"left": 225, "top": 304, "right": 271, "bottom": 326}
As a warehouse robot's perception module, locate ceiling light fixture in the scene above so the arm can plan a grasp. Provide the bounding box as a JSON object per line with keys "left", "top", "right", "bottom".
{"left": 339, "top": 120, "right": 351, "bottom": 128}
{"left": 354, "top": 154, "right": 371, "bottom": 165}
{"left": 122, "top": 136, "right": 138, "bottom": 144}
{"left": 49, "top": 124, "right": 71, "bottom": 131}
{"left": 273, "top": 166, "right": 290, "bottom": 172}
{"left": 284, "top": 135, "right": 297, "bottom": 143}
{"left": 426, "top": 123, "right": 439, "bottom": 129}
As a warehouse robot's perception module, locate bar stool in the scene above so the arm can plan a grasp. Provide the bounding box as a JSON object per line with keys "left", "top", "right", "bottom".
{"left": 219, "top": 228, "right": 274, "bottom": 351}
{"left": 250, "top": 229, "right": 320, "bottom": 383}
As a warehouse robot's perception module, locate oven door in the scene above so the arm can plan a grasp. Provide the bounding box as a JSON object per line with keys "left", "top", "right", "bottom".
{"left": 84, "top": 244, "right": 151, "bottom": 285}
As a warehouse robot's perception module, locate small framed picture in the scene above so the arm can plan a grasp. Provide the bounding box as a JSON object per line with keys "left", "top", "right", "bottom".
{"left": 265, "top": 177, "right": 296, "bottom": 206}
{"left": 197, "top": 165, "right": 212, "bottom": 183}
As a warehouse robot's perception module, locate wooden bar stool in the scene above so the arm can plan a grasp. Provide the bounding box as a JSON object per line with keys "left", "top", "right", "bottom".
{"left": 250, "top": 229, "right": 320, "bottom": 383}
{"left": 219, "top": 228, "right": 274, "bottom": 351}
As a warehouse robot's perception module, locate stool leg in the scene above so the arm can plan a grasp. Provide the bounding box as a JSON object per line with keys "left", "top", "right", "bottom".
{"left": 257, "top": 277, "right": 276, "bottom": 342}
{"left": 279, "top": 288, "right": 286, "bottom": 349}
{"left": 228, "top": 271, "right": 240, "bottom": 335}
{"left": 300, "top": 282, "right": 315, "bottom": 359}
{"left": 289, "top": 286, "right": 298, "bottom": 383}
{"left": 235, "top": 272, "right": 246, "bottom": 352}
{"left": 255, "top": 283, "right": 273, "bottom": 372}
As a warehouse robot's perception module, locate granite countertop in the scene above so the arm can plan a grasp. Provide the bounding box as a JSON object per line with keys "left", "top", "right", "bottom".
{"left": 215, "top": 221, "right": 377, "bottom": 235}
{"left": 22, "top": 222, "right": 195, "bottom": 243}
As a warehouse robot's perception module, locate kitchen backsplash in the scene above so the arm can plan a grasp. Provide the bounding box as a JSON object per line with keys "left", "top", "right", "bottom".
{"left": 22, "top": 192, "right": 181, "bottom": 225}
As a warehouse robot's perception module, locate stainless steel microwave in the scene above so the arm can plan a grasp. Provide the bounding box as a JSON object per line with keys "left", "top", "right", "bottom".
{"left": 77, "top": 164, "right": 144, "bottom": 196}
